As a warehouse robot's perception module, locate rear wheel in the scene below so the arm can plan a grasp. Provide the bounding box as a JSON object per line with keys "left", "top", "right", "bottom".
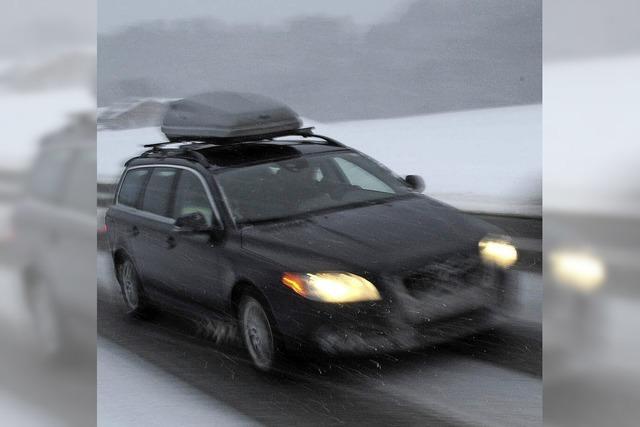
{"left": 117, "top": 258, "right": 149, "bottom": 317}
{"left": 239, "top": 295, "right": 279, "bottom": 371}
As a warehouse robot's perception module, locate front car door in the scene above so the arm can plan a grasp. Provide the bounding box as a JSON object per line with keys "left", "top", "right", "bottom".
{"left": 166, "top": 168, "right": 225, "bottom": 310}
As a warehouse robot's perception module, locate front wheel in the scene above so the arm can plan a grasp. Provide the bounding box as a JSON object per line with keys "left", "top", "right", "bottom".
{"left": 239, "top": 295, "right": 279, "bottom": 371}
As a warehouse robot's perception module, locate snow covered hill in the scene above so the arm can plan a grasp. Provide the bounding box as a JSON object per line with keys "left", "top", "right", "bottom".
{"left": 98, "top": 104, "right": 541, "bottom": 216}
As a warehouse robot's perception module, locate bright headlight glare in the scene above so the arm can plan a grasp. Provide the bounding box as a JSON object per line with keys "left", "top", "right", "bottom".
{"left": 281, "top": 272, "right": 381, "bottom": 303}
{"left": 550, "top": 251, "right": 605, "bottom": 292}
{"left": 479, "top": 238, "right": 518, "bottom": 268}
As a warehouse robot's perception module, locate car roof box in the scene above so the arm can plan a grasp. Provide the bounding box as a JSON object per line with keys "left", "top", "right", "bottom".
{"left": 161, "top": 92, "right": 303, "bottom": 142}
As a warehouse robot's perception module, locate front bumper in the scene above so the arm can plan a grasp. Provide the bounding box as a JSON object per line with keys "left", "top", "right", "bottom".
{"left": 273, "top": 270, "right": 513, "bottom": 355}
{"left": 315, "top": 308, "right": 504, "bottom": 355}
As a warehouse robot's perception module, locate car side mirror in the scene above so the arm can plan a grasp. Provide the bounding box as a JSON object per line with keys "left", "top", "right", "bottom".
{"left": 174, "top": 211, "right": 209, "bottom": 232}
{"left": 405, "top": 175, "right": 425, "bottom": 193}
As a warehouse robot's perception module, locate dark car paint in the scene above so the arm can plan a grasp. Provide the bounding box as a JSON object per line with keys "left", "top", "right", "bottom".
{"left": 106, "top": 148, "right": 505, "bottom": 353}
{"left": 241, "top": 195, "right": 500, "bottom": 274}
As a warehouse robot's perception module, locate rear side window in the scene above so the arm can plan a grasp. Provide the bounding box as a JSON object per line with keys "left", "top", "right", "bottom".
{"left": 118, "top": 168, "right": 150, "bottom": 207}
{"left": 172, "top": 171, "right": 214, "bottom": 226}
{"left": 141, "top": 168, "right": 177, "bottom": 217}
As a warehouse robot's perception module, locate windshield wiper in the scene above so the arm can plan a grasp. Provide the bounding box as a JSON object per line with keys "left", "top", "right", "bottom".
{"left": 239, "top": 194, "right": 416, "bottom": 227}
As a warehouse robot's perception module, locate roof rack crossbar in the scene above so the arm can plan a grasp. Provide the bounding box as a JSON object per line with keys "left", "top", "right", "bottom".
{"left": 143, "top": 141, "right": 185, "bottom": 149}
{"left": 291, "top": 127, "right": 345, "bottom": 147}
{"left": 129, "top": 127, "right": 347, "bottom": 168}
{"left": 135, "top": 145, "right": 211, "bottom": 168}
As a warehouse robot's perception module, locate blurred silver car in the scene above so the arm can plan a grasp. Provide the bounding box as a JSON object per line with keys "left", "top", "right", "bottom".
{"left": 13, "top": 112, "right": 96, "bottom": 356}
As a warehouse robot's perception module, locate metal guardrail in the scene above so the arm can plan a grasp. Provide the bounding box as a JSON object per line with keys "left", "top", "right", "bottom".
{"left": 97, "top": 183, "right": 117, "bottom": 207}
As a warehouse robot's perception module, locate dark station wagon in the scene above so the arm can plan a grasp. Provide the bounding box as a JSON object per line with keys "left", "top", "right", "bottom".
{"left": 106, "top": 92, "right": 518, "bottom": 371}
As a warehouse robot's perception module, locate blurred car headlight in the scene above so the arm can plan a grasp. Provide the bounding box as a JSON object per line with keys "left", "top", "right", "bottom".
{"left": 550, "top": 250, "right": 605, "bottom": 292}
{"left": 281, "top": 272, "right": 381, "bottom": 303}
{"left": 479, "top": 237, "right": 518, "bottom": 268}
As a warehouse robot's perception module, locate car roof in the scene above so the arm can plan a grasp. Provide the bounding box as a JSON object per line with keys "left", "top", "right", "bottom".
{"left": 126, "top": 139, "right": 351, "bottom": 171}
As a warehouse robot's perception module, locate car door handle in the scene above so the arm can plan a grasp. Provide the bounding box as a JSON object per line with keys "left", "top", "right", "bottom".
{"left": 130, "top": 226, "right": 139, "bottom": 237}
{"left": 166, "top": 235, "right": 176, "bottom": 249}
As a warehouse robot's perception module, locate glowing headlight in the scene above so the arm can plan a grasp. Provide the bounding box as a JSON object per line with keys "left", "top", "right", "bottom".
{"left": 479, "top": 237, "right": 518, "bottom": 268}
{"left": 550, "top": 251, "right": 605, "bottom": 292}
{"left": 281, "top": 272, "right": 381, "bottom": 303}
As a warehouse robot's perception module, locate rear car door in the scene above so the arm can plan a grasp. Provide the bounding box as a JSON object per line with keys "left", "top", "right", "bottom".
{"left": 166, "top": 168, "right": 225, "bottom": 309}
{"left": 133, "top": 167, "right": 179, "bottom": 298}
{"left": 108, "top": 166, "right": 151, "bottom": 264}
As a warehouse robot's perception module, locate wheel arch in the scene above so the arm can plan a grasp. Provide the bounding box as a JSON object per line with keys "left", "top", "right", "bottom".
{"left": 230, "top": 279, "right": 277, "bottom": 327}
{"left": 112, "top": 248, "right": 133, "bottom": 283}
{"left": 231, "top": 278, "right": 286, "bottom": 359}
{"left": 230, "top": 280, "right": 259, "bottom": 317}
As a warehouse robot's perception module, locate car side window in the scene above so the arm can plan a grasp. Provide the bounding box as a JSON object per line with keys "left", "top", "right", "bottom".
{"left": 118, "top": 168, "right": 150, "bottom": 208}
{"left": 141, "top": 168, "right": 177, "bottom": 217}
{"left": 333, "top": 157, "right": 394, "bottom": 193}
{"left": 172, "top": 170, "right": 215, "bottom": 226}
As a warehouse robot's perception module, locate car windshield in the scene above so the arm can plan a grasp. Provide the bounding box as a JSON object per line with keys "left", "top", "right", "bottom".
{"left": 215, "top": 151, "right": 413, "bottom": 224}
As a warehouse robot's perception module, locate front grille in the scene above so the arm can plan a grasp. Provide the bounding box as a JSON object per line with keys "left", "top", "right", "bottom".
{"left": 403, "top": 253, "right": 487, "bottom": 297}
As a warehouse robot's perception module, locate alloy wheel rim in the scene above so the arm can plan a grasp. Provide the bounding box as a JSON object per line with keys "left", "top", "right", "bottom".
{"left": 243, "top": 301, "right": 274, "bottom": 369}
{"left": 121, "top": 261, "right": 139, "bottom": 309}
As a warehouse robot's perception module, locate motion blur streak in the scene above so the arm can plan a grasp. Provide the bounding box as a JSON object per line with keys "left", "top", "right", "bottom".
{"left": 544, "top": 0, "right": 640, "bottom": 426}
{"left": 0, "top": 0, "right": 96, "bottom": 426}
{"left": 550, "top": 251, "right": 605, "bottom": 293}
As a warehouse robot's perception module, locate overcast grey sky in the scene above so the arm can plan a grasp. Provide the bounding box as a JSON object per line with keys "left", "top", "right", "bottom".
{"left": 98, "top": 0, "right": 413, "bottom": 34}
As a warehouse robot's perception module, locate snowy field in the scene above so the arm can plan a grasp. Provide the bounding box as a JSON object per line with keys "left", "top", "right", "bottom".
{"left": 545, "top": 55, "right": 640, "bottom": 217}
{"left": 97, "top": 104, "right": 541, "bottom": 216}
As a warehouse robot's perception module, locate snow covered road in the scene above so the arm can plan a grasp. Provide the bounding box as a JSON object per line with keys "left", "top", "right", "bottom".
{"left": 98, "top": 338, "right": 259, "bottom": 426}
{"left": 97, "top": 252, "right": 541, "bottom": 426}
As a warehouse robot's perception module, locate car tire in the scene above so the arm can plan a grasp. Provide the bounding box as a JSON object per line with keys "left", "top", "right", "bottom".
{"left": 239, "top": 294, "right": 281, "bottom": 372}
{"left": 117, "top": 257, "right": 150, "bottom": 317}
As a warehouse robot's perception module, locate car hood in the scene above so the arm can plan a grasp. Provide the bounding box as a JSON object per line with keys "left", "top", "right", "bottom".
{"left": 241, "top": 195, "right": 501, "bottom": 274}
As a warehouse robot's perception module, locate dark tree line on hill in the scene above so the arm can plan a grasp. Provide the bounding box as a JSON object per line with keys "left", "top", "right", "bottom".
{"left": 98, "top": 0, "right": 541, "bottom": 121}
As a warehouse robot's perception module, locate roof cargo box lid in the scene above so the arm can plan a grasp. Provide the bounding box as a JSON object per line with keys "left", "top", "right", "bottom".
{"left": 161, "top": 92, "right": 303, "bottom": 142}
